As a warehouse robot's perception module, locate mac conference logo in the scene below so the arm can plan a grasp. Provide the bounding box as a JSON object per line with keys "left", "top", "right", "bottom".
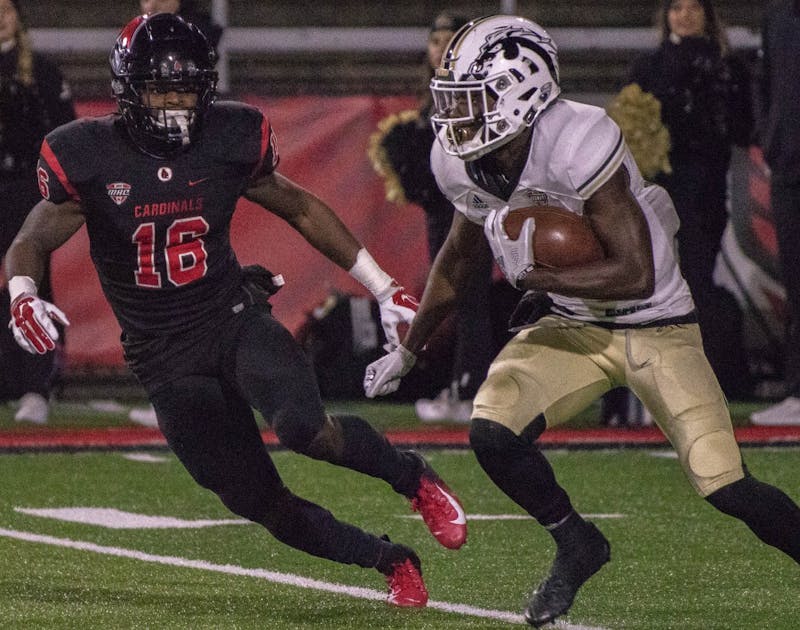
{"left": 106, "top": 182, "right": 131, "bottom": 206}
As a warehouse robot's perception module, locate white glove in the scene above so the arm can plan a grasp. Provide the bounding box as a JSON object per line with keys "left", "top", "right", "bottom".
{"left": 376, "top": 282, "right": 419, "bottom": 351}
{"left": 484, "top": 206, "right": 536, "bottom": 288}
{"left": 363, "top": 344, "right": 417, "bottom": 398}
{"left": 8, "top": 276, "right": 70, "bottom": 355}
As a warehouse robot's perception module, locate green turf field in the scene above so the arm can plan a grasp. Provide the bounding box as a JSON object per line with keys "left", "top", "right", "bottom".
{"left": 0, "top": 397, "right": 770, "bottom": 432}
{"left": 1, "top": 439, "right": 797, "bottom": 629}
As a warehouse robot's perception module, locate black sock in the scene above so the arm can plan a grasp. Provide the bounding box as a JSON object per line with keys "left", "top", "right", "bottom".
{"left": 333, "top": 414, "right": 423, "bottom": 496}
{"left": 470, "top": 418, "right": 575, "bottom": 525}
{"left": 707, "top": 474, "right": 800, "bottom": 562}
{"left": 373, "top": 536, "right": 420, "bottom": 575}
{"left": 257, "top": 490, "right": 396, "bottom": 570}
{"left": 548, "top": 511, "right": 589, "bottom": 547}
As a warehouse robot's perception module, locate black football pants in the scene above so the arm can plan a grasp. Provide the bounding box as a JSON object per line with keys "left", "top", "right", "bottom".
{"left": 137, "top": 302, "right": 412, "bottom": 569}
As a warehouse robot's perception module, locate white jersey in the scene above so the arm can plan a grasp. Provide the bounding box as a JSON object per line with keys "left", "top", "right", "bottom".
{"left": 431, "top": 98, "right": 695, "bottom": 326}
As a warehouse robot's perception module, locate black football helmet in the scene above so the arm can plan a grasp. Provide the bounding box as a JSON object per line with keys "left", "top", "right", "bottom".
{"left": 110, "top": 13, "right": 218, "bottom": 157}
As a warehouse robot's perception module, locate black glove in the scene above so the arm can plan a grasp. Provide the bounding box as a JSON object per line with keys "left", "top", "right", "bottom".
{"left": 508, "top": 290, "right": 553, "bottom": 332}
{"left": 242, "top": 264, "right": 285, "bottom": 300}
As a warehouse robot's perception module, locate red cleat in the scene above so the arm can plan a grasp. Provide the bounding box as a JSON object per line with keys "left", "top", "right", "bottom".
{"left": 386, "top": 558, "right": 429, "bottom": 607}
{"left": 411, "top": 466, "right": 468, "bottom": 550}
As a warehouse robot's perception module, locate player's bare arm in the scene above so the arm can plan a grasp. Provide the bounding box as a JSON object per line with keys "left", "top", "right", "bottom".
{"left": 244, "top": 170, "right": 362, "bottom": 270}
{"left": 5, "top": 199, "right": 86, "bottom": 285}
{"left": 246, "top": 169, "right": 419, "bottom": 349}
{"left": 402, "top": 213, "right": 489, "bottom": 354}
{"left": 517, "top": 165, "right": 655, "bottom": 300}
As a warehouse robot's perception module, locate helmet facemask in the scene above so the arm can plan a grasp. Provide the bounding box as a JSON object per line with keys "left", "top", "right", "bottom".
{"left": 110, "top": 14, "right": 218, "bottom": 158}
{"left": 117, "top": 75, "right": 210, "bottom": 152}
{"left": 430, "top": 16, "right": 560, "bottom": 161}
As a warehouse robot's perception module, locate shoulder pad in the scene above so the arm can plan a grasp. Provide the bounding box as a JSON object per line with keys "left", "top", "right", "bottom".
{"left": 202, "top": 101, "right": 276, "bottom": 170}
{"left": 546, "top": 103, "right": 625, "bottom": 199}
{"left": 42, "top": 115, "right": 118, "bottom": 186}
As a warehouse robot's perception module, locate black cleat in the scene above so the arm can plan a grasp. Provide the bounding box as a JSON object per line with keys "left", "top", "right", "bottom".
{"left": 524, "top": 522, "right": 610, "bottom": 627}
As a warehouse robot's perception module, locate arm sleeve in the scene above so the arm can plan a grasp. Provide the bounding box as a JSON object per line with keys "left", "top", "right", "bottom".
{"left": 206, "top": 102, "right": 279, "bottom": 178}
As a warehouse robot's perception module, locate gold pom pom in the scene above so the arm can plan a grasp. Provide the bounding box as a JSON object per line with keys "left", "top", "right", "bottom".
{"left": 366, "top": 110, "right": 420, "bottom": 204}
{"left": 607, "top": 84, "right": 672, "bottom": 179}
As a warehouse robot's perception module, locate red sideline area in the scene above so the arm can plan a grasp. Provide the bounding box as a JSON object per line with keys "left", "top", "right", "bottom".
{"left": 1, "top": 425, "right": 799, "bottom": 452}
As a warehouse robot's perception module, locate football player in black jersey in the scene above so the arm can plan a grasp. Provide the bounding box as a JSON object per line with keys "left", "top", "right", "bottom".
{"left": 4, "top": 13, "right": 468, "bottom": 607}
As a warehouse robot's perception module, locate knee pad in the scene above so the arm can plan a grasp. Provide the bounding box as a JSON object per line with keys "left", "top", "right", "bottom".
{"left": 470, "top": 418, "right": 523, "bottom": 460}
{"left": 686, "top": 429, "right": 743, "bottom": 495}
{"left": 470, "top": 415, "right": 546, "bottom": 457}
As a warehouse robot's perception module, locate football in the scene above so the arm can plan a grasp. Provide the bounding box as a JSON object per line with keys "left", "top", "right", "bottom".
{"left": 502, "top": 205, "right": 605, "bottom": 268}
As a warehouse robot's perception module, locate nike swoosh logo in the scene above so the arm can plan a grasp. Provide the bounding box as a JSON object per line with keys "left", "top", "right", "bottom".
{"left": 437, "top": 483, "right": 467, "bottom": 525}
{"left": 188, "top": 178, "right": 209, "bottom": 187}
{"left": 393, "top": 292, "right": 419, "bottom": 309}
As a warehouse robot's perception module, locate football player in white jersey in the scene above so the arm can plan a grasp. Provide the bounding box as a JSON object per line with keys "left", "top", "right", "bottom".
{"left": 363, "top": 14, "right": 800, "bottom": 628}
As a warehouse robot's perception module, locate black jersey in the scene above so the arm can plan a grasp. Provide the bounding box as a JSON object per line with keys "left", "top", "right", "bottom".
{"left": 36, "top": 101, "right": 279, "bottom": 338}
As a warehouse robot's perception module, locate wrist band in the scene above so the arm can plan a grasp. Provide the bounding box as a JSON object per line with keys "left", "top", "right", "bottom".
{"left": 348, "top": 249, "right": 394, "bottom": 299}
{"left": 8, "top": 276, "right": 37, "bottom": 302}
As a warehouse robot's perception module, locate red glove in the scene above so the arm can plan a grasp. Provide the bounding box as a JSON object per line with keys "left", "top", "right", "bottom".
{"left": 377, "top": 282, "right": 419, "bottom": 351}
{"left": 9, "top": 289, "right": 70, "bottom": 355}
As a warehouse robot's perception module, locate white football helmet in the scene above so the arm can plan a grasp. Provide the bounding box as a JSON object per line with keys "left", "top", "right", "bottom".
{"left": 430, "top": 15, "right": 560, "bottom": 161}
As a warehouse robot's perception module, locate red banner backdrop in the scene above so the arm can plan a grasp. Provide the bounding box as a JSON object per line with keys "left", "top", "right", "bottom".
{"left": 52, "top": 99, "right": 788, "bottom": 375}
{"left": 57, "top": 95, "right": 427, "bottom": 367}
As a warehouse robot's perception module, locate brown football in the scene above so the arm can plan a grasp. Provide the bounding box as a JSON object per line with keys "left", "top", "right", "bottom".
{"left": 503, "top": 205, "right": 605, "bottom": 269}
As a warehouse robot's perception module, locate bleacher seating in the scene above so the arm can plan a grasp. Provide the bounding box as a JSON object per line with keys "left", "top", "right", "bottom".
{"left": 22, "top": 1, "right": 763, "bottom": 98}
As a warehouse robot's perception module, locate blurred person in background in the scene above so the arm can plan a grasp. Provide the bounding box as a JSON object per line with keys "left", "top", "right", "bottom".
{"left": 750, "top": 0, "right": 800, "bottom": 426}
{"left": 0, "top": 0, "right": 75, "bottom": 423}
{"left": 627, "top": 0, "right": 754, "bottom": 400}
{"left": 139, "top": 0, "right": 222, "bottom": 55}
{"left": 371, "top": 11, "right": 497, "bottom": 423}
{"left": 601, "top": 0, "right": 754, "bottom": 427}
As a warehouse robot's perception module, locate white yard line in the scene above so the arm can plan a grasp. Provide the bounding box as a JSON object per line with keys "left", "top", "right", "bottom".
{"left": 0, "top": 527, "right": 608, "bottom": 629}
{"left": 15, "top": 507, "right": 250, "bottom": 529}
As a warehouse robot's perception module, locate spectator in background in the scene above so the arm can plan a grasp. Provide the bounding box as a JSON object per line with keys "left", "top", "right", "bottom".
{"left": 370, "top": 12, "right": 496, "bottom": 423}
{"left": 0, "top": 0, "right": 75, "bottom": 423}
{"left": 624, "top": 0, "right": 754, "bottom": 403}
{"left": 139, "top": 0, "right": 222, "bottom": 55}
{"left": 750, "top": 0, "right": 800, "bottom": 426}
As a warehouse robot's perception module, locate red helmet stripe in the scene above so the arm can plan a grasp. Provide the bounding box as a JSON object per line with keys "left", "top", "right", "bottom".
{"left": 118, "top": 15, "right": 147, "bottom": 51}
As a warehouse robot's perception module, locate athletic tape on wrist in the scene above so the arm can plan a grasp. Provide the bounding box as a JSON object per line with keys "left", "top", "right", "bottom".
{"left": 348, "top": 248, "right": 394, "bottom": 300}
{"left": 8, "top": 276, "right": 37, "bottom": 302}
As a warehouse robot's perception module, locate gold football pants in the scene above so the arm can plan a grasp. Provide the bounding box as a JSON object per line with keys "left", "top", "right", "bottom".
{"left": 473, "top": 316, "right": 744, "bottom": 496}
